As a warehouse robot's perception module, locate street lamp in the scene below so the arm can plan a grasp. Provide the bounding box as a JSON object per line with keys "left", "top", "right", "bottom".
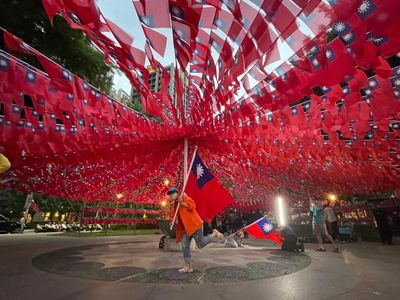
{"left": 160, "top": 200, "right": 167, "bottom": 207}
{"left": 328, "top": 194, "right": 337, "bottom": 201}
{"left": 163, "top": 178, "right": 170, "bottom": 186}
{"left": 116, "top": 193, "right": 123, "bottom": 199}
{"left": 276, "top": 196, "right": 286, "bottom": 227}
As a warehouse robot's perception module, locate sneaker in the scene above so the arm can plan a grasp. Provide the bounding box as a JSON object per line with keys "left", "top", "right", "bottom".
{"left": 178, "top": 266, "right": 193, "bottom": 273}
{"left": 212, "top": 229, "right": 224, "bottom": 239}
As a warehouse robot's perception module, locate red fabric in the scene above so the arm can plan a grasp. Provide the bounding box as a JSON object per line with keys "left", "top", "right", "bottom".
{"left": 245, "top": 217, "right": 283, "bottom": 246}
{"left": 30, "top": 201, "right": 40, "bottom": 213}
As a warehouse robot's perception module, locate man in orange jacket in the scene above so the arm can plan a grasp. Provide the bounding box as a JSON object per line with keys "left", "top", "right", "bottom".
{"left": 168, "top": 186, "right": 223, "bottom": 273}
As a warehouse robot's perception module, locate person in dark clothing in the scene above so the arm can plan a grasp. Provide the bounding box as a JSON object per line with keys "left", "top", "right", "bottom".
{"left": 372, "top": 203, "right": 393, "bottom": 245}
{"left": 280, "top": 225, "right": 298, "bottom": 251}
{"left": 247, "top": 210, "right": 263, "bottom": 224}
{"left": 203, "top": 220, "right": 213, "bottom": 236}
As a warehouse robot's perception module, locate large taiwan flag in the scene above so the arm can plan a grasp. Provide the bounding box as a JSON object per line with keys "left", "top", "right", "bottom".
{"left": 185, "top": 152, "right": 234, "bottom": 220}
{"left": 245, "top": 217, "right": 283, "bottom": 246}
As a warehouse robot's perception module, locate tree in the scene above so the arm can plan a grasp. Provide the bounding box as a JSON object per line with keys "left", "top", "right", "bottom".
{"left": 0, "top": 188, "right": 83, "bottom": 220}
{"left": 127, "top": 100, "right": 162, "bottom": 122}
{"left": 0, "top": 0, "right": 114, "bottom": 93}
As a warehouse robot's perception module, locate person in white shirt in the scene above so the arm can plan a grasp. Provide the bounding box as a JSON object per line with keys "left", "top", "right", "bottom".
{"left": 324, "top": 201, "right": 339, "bottom": 241}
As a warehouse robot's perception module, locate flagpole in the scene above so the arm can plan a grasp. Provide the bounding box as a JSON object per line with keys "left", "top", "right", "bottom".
{"left": 183, "top": 137, "right": 188, "bottom": 183}
{"left": 21, "top": 192, "right": 33, "bottom": 232}
{"left": 207, "top": 215, "right": 270, "bottom": 248}
{"left": 170, "top": 142, "right": 197, "bottom": 230}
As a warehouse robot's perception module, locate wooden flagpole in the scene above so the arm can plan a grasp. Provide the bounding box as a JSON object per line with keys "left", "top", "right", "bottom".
{"left": 170, "top": 140, "right": 197, "bottom": 230}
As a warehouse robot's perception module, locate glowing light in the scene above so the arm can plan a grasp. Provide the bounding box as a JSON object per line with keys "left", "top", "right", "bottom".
{"left": 163, "top": 178, "right": 170, "bottom": 186}
{"left": 328, "top": 194, "right": 337, "bottom": 201}
{"left": 116, "top": 193, "right": 123, "bottom": 199}
{"left": 160, "top": 200, "right": 167, "bottom": 207}
{"left": 277, "top": 196, "right": 286, "bottom": 227}
{"left": 143, "top": 213, "right": 147, "bottom": 219}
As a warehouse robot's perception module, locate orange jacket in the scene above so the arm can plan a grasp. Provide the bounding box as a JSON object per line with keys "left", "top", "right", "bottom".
{"left": 169, "top": 194, "right": 203, "bottom": 243}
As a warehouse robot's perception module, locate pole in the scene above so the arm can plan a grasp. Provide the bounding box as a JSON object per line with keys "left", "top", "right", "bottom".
{"left": 170, "top": 143, "right": 197, "bottom": 230}
{"left": 183, "top": 137, "right": 188, "bottom": 183}
{"left": 78, "top": 202, "right": 85, "bottom": 236}
{"left": 207, "top": 215, "right": 268, "bottom": 248}
{"left": 21, "top": 192, "right": 33, "bottom": 232}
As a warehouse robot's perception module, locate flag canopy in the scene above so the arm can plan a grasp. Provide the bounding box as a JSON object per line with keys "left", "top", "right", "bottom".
{"left": 0, "top": 0, "right": 399, "bottom": 208}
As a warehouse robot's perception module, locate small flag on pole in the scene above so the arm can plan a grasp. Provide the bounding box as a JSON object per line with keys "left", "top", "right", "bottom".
{"left": 245, "top": 217, "right": 283, "bottom": 246}
{"left": 30, "top": 200, "right": 40, "bottom": 213}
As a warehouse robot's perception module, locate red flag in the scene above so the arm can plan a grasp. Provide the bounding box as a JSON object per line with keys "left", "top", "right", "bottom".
{"left": 185, "top": 152, "right": 234, "bottom": 220}
{"left": 30, "top": 200, "right": 40, "bottom": 213}
{"left": 245, "top": 216, "right": 283, "bottom": 246}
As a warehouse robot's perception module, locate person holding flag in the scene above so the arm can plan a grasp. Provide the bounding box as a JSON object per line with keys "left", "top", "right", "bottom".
{"left": 168, "top": 149, "right": 235, "bottom": 273}
{"left": 167, "top": 186, "right": 224, "bottom": 273}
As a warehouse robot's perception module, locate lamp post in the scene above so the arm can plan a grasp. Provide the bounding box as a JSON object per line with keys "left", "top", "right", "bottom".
{"left": 276, "top": 196, "right": 287, "bottom": 227}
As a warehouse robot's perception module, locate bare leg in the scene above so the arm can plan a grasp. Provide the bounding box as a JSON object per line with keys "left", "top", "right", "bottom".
{"left": 316, "top": 230, "right": 324, "bottom": 249}
{"left": 324, "top": 231, "right": 337, "bottom": 249}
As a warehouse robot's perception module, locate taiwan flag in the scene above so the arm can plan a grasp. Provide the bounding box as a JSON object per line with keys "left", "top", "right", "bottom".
{"left": 30, "top": 200, "right": 40, "bottom": 213}
{"left": 245, "top": 217, "right": 283, "bottom": 246}
{"left": 185, "top": 152, "right": 234, "bottom": 220}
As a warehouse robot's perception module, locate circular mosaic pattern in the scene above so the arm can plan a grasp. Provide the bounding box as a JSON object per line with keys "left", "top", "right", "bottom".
{"left": 204, "top": 266, "right": 251, "bottom": 282}
{"left": 32, "top": 243, "right": 311, "bottom": 284}
{"left": 90, "top": 266, "right": 146, "bottom": 281}
{"left": 129, "top": 268, "right": 202, "bottom": 284}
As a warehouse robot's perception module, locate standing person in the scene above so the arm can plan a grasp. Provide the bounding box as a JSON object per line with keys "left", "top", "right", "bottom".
{"left": 168, "top": 187, "right": 224, "bottom": 273}
{"left": 0, "top": 146, "right": 11, "bottom": 174}
{"left": 373, "top": 202, "right": 393, "bottom": 245}
{"left": 324, "top": 200, "right": 339, "bottom": 242}
{"left": 310, "top": 200, "right": 339, "bottom": 252}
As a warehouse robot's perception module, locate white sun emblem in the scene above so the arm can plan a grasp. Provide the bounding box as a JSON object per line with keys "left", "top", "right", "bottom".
{"left": 27, "top": 72, "right": 35, "bottom": 80}
{"left": 369, "top": 80, "right": 376, "bottom": 87}
{"left": 175, "top": 28, "right": 184, "bottom": 38}
{"left": 343, "top": 32, "right": 353, "bottom": 42}
{"left": 263, "top": 223, "right": 273, "bottom": 233}
{"left": 141, "top": 16, "right": 151, "bottom": 26}
{"left": 358, "top": 0, "right": 370, "bottom": 14}
{"left": 171, "top": 6, "right": 182, "bottom": 18}
{"left": 215, "top": 19, "right": 223, "bottom": 27}
{"left": 334, "top": 22, "right": 346, "bottom": 32}
{"left": 196, "top": 163, "right": 204, "bottom": 179}
{"left": 394, "top": 79, "right": 400, "bottom": 86}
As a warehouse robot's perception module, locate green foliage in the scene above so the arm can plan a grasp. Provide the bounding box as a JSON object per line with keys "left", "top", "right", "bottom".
{"left": 126, "top": 100, "right": 162, "bottom": 122}
{"left": 0, "top": 189, "right": 26, "bottom": 219}
{"left": 0, "top": 0, "right": 114, "bottom": 93}
{"left": 127, "top": 100, "right": 146, "bottom": 113}
{"left": 0, "top": 188, "right": 83, "bottom": 220}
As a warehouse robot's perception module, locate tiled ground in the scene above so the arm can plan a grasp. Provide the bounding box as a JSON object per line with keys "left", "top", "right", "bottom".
{"left": 1, "top": 232, "right": 399, "bottom": 300}
{"left": 32, "top": 241, "right": 310, "bottom": 283}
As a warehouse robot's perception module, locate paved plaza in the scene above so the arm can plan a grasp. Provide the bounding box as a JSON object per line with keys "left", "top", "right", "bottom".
{"left": 0, "top": 232, "right": 399, "bottom": 300}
